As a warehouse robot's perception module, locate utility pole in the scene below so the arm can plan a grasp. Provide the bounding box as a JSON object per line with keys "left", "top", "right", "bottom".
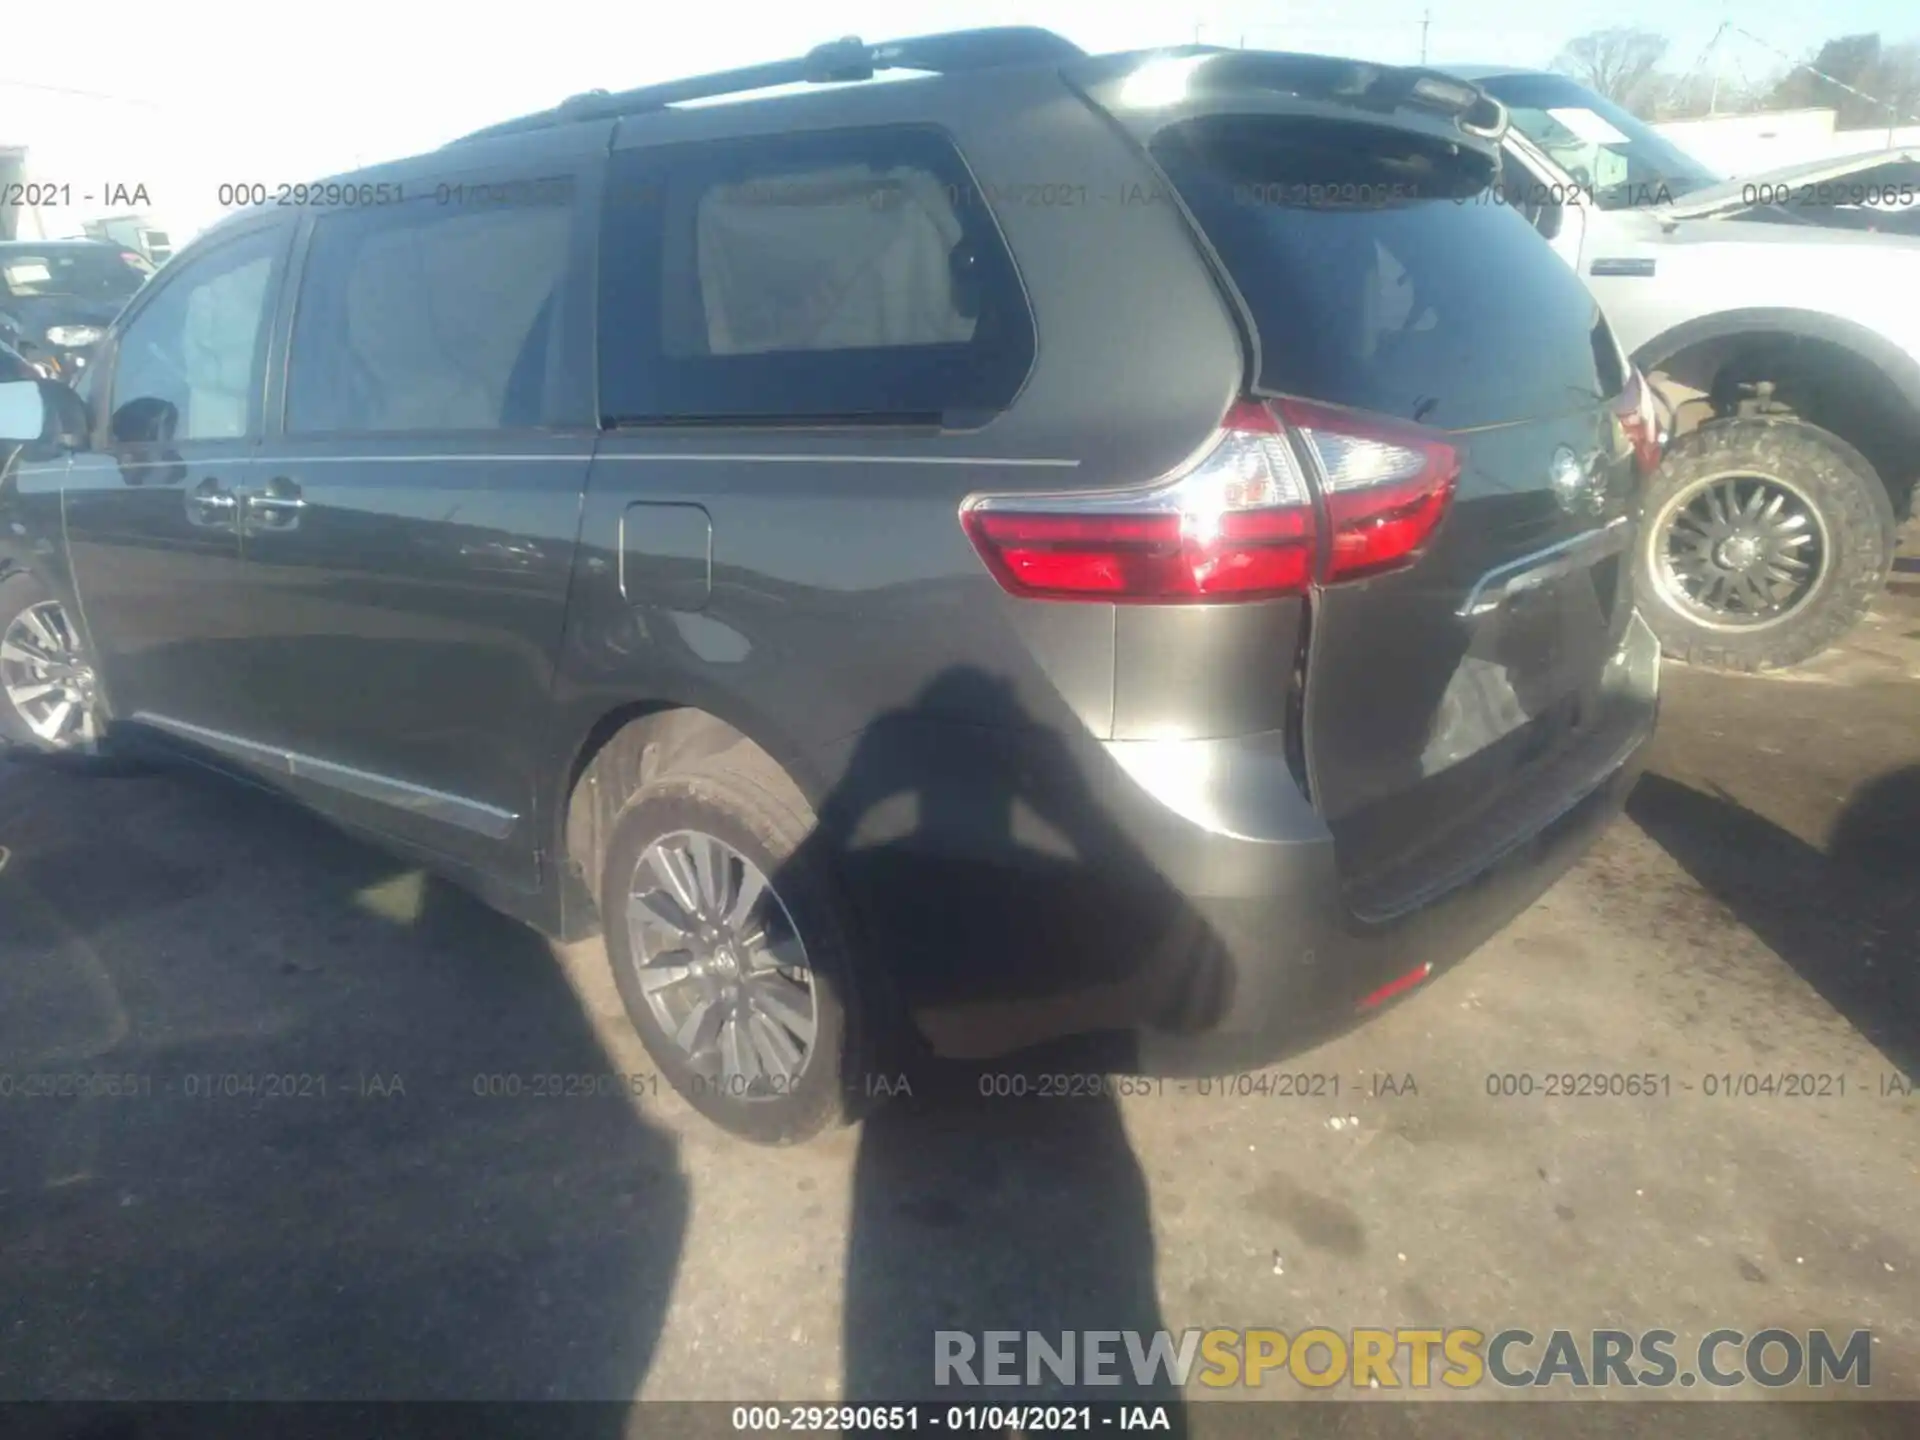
{"left": 1419, "top": 9, "right": 1431, "bottom": 65}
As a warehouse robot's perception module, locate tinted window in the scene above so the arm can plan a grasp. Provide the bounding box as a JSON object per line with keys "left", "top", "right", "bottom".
{"left": 286, "top": 184, "right": 572, "bottom": 435}
{"left": 1153, "top": 116, "right": 1621, "bottom": 429}
{"left": 110, "top": 226, "right": 281, "bottom": 442}
{"left": 599, "top": 128, "right": 1033, "bottom": 425}
{"left": 1476, "top": 73, "right": 1719, "bottom": 210}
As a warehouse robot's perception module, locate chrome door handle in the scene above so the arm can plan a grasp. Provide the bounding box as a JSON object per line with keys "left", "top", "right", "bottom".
{"left": 243, "top": 479, "right": 306, "bottom": 532}
{"left": 187, "top": 478, "right": 238, "bottom": 528}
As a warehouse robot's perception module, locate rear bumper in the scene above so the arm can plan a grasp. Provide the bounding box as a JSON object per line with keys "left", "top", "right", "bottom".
{"left": 818, "top": 612, "right": 1657, "bottom": 1064}
{"left": 1127, "top": 609, "right": 1660, "bottom": 1071}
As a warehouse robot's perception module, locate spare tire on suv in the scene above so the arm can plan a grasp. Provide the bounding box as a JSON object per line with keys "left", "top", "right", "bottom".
{"left": 1634, "top": 416, "right": 1897, "bottom": 673}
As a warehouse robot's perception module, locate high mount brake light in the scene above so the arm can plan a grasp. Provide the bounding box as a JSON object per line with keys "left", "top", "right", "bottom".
{"left": 962, "top": 399, "right": 1459, "bottom": 602}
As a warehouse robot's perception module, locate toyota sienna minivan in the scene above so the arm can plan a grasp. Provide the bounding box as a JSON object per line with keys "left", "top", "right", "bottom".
{"left": 0, "top": 30, "right": 1660, "bottom": 1141}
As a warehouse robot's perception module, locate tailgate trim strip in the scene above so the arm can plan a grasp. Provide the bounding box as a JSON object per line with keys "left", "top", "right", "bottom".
{"left": 1457, "top": 516, "right": 1631, "bottom": 618}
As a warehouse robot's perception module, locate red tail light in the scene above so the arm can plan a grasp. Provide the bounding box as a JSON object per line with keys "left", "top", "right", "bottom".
{"left": 1273, "top": 398, "right": 1460, "bottom": 583}
{"left": 1615, "top": 369, "right": 1662, "bottom": 478}
{"left": 962, "top": 398, "right": 1458, "bottom": 602}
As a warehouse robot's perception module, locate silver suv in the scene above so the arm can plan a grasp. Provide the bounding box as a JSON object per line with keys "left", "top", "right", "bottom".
{"left": 1452, "top": 67, "right": 1920, "bottom": 671}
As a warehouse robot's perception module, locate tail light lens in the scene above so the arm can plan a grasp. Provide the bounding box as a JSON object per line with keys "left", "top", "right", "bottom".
{"left": 1616, "top": 369, "right": 1662, "bottom": 478}
{"left": 961, "top": 398, "right": 1459, "bottom": 602}
{"left": 1274, "top": 398, "right": 1461, "bottom": 583}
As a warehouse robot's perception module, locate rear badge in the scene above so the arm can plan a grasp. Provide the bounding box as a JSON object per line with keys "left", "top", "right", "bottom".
{"left": 1550, "top": 445, "right": 1608, "bottom": 516}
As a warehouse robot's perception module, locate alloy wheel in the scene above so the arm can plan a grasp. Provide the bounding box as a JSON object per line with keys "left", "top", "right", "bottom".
{"left": 1650, "top": 471, "right": 1829, "bottom": 631}
{"left": 1, "top": 599, "right": 100, "bottom": 750}
{"left": 625, "top": 829, "right": 818, "bottom": 1100}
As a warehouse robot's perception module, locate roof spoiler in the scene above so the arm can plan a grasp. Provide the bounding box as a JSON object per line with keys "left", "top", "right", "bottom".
{"left": 450, "top": 27, "right": 1088, "bottom": 144}
{"left": 1079, "top": 47, "right": 1509, "bottom": 144}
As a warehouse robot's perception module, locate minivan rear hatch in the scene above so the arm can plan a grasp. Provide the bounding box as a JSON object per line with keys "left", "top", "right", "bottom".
{"left": 1079, "top": 55, "right": 1647, "bottom": 916}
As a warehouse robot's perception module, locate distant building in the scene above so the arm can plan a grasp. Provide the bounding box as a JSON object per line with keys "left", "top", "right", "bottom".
{"left": 1653, "top": 107, "right": 1920, "bottom": 177}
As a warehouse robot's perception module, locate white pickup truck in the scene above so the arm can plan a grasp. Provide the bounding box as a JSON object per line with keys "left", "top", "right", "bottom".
{"left": 1450, "top": 66, "right": 1920, "bottom": 671}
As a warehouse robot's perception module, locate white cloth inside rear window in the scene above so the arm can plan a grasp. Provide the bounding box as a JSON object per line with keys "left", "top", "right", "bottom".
{"left": 690, "top": 164, "right": 976, "bottom": 355}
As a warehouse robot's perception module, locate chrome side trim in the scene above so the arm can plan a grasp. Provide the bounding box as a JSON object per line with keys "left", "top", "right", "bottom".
{"left": 1456, "top": 516, "right": 1632, "bottom": 618}
{"left": 132, "top": 712, "right": 288, "bottom": 773}
{"left": 129, "top": 713, "right": 519, "bottom": 840}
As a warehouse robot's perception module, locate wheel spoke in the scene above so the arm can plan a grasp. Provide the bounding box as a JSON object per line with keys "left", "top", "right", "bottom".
{"left": 636, "top": 962, "right": 698, "bottom": 995}
{"left": 7, "top": 681, "right": 59, "bottom": 705}
{"left": 29, "top": 698, "right": 74, "bottom": 742}
{"left": 1, "top": 637, "right": 54, "bottom": 667}
{"left": 628, "top": 889, "right": 695, "bottom": 944}
{"left": 19, "top": 606, "right": 63, "bottom": 654}
{"left": 748, "top": 973, "right": 816, "bottom": 1047}
{"left": 1671, "top": 509, "right": 1710, "bottom": 542}
{"left": 747, "top": 1005, "right": 804, "bottom": 1076}
{"left": 674, "top": 993, "right": 724, "bottom": 1054}
{"left": 719, "top": 1012, "right": 759, "bottom": 1090}
{"left": 688, "top": 833, "right": 725, "bottom": 915}
{"left": 725, "top": 865, "right": 766, "bottom": 931}
{"left": 746, "top": 929, "right": 806, "bottom": 976}
{"left": 646, "top": 843, "right": 703, "bottom": 918}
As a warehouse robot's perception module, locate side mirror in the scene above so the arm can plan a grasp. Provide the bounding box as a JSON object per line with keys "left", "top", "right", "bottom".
{"left": 0, "top": 377, "right": 86, "bottom": 446}
{"left": 0, "top": 379, "right": 47, "bottom": 442}
{"left": 1536, "top": 202, "right": 1565, "bottom": 242}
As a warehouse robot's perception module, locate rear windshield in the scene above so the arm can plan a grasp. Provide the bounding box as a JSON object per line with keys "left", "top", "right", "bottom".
{"left": 1152, "top": 116, "right": 1625, "bottom": 429}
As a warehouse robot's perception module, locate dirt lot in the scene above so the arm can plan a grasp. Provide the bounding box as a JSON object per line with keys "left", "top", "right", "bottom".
{"left": 2, "top": 583, "right": 1916, "bottom": 1428}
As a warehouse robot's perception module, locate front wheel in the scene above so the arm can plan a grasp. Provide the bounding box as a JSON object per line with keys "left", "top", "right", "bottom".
{"left": 0, "top": 571, "right": 111, "bottom": 758}
{"left": 1634, "top": 417, "right": 1896, "bottom": 672}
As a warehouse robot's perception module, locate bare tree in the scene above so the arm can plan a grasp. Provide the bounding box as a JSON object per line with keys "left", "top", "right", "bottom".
{"left": 1650, "top": 70, "right": 1775, "bottom": 121}
{"left": 1553, "top": 28, "right": 1672, "bottom": 112}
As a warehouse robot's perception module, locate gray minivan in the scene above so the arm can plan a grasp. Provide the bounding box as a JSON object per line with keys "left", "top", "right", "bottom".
{"left": 0, "top": 31, "right": 1660, "bottom": 1142}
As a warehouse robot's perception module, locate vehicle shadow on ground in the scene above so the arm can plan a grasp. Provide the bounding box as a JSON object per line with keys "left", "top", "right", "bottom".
{"left": 1627, "top": 766, "right": 1920, "bottom": 1082}
{"left": 766, "top": 667, "right": 1205, "bottom": 1423}
{"left": 0, "top": 760, "right": 684, "bottom": 1415}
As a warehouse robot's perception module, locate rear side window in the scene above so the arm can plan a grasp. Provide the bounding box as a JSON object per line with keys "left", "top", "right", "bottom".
{"left": 599, "top": 127, "right": 1034, "bottom": 425}
{"left": 1152, "top": 116, "right": 1621, "bottom": 429}
{"left": 286, "top": 182, "right": 573, "bottom": 435}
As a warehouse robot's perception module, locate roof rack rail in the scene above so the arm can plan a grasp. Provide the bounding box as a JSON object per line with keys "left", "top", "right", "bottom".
{"left": 451, "top": 26, "right": 1087, "bottom": 144}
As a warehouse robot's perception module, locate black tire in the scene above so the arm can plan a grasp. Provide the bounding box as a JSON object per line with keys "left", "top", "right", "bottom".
{"left": 599, "top": 742, "right": 870, "bottom": 1145}
{"left": 0, "top": 570, "right": 132, "bottom": 770}
{"left": 1634, "top": 417, "right": 1896, "bottom": 673}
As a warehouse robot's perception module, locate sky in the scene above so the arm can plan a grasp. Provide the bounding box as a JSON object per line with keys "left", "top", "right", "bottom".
{"left": 4, "top": 0, "right": 1918, "bottom": 240}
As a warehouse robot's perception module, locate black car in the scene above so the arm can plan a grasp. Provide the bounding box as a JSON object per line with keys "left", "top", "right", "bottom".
{"left": 0, "top": 30, "right": 1660, "bottom": 1143}
{"left": 0, "top": 238, "right": 154, "bottom": 383}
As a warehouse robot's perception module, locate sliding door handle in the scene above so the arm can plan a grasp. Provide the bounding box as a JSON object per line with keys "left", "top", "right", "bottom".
{"left": 243, "top": 478, "right": 306, "bottom": 531}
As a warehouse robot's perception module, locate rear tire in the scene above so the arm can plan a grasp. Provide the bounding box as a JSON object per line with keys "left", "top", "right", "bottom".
{"left": 599, "top": 744, "right": 869, "bottom": 1145}
{"left": 1634, "top": 417, "right": 1896, "bottom": 672}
